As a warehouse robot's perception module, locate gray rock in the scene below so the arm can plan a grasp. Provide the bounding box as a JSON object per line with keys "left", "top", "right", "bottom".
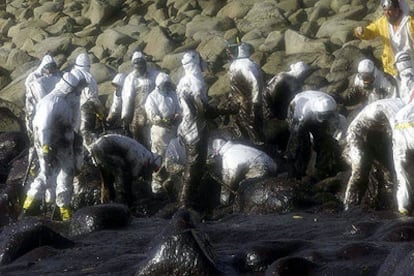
{"left": 32, "top": 36, "right": 73, "bottom": 59}
{"left": 83, "top": 0, "right": 123, "bottom": 25}
{"left": 237, "top": 1, "right": 289, "bottom": 34}
{"left": 6, "top": 49, "right": 33, "bottom": 72}
{"left": 259, "top": 31, "right": 285, "bottom": 53}
{"left": 91, "top": 63, "right": 116, "bottom": 84}
{"left": 285, "top": 30, "right": 329, "bottom": 55}
{"left": 95, "top": 29, "right": 135, "bottom": 56}
{"left": 185, "top": 15, "right": 234, "bottom": 40}
{"left": 143, "top": 26, "right": 177, "bottom": 61}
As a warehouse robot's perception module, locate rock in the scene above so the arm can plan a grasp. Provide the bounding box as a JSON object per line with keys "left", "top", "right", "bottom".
{"left": 5, "top": 49, "right": 33, "bottom": 72}
{"left": 136, "top": 209, "right": 221, "bottom": 275}
{"left": 0, "top": 218, "right": 74, "bottom": 265}
{"left": 95, "top": 29, "right": 135, "bottom": 57}
{"left": 83, "top": 0, "right": 123, "bottom": 26}
{"left": 236, "top": 1, "right": 289, "bottom": 34}
{"left": 185, "top": 15, "right": 234, "bottom": 40}
{"left": 233, "top": 240, "right": 311, "bottom": 273}
{"left": 378, "top": 244, "right": 414, "bottom": 276}
{"left": 234, "top": 177, "right": 298, "bottom": 214}
{"left": 69, "top": 203, "right": 131, "bottom": 236}
{"left": 31, "top": 36, "right": 73, "bottom": 59}
{"left": 284, "top": 29, "right": 330, "bottom": 55}
{"left": 143, "top": 26, "right": 177, "bottom": 61}
{"left": 265, "top": 256, "right": 317, "bottom": 276}
{"left": 90, "top": 63, "right": 116, "bottom": 84}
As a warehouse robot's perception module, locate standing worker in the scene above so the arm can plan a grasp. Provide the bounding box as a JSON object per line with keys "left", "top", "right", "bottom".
{"left": 25, "top": 54, "right": 61, "bottom": 141}
{"left": 70, "top": 52, "right": 106, "bottom": 148}
{"left": 353, "top": 0, "right": 414, "bottom": 76}
{"left": 106, "top": 73, "right": 127, "bottom": 129}
{"left": 121, "top": 51, "right": 159, "bottom": 147}
{"left": 176, "top": 51, "right": 209, "bottom": 209}
{"left": 228, "top": 42, "right": 264, "bottom": 144}
{"left": 21, "top": 72, "right": 86, "bottom": 221}
{"left": 145, "top": 72, "right": 180, "bottom": 197}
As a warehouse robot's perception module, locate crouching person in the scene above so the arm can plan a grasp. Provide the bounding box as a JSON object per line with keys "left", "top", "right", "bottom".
{"left": 286, "top": 90, "right": 346, "bottom": 180}
{"left": 210, "top": 138, "right": 278, "bottom": 206}
{"left": 88, "top": 133, "right": 162, "bottom": 206}
{"left": 343, "top": 98, "right": 404, "bottom": 211}
{"left": 21, "top": 72, "right": 86, "bottom": 221}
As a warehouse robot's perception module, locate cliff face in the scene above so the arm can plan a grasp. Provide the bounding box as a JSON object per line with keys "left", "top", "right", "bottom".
{"left": 0, "top": 0, "right": 404, "bottom": 113}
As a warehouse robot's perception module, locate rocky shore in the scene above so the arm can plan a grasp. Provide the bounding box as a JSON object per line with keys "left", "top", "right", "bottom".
{"left": 0, "top": 0, "right": 399, "bottom": 118}
{"left": 1, "top": 0, "right": 414, "bottom": 275}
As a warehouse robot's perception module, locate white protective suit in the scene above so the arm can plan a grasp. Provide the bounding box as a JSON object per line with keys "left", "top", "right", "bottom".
{"left": 121, "top": 51, "right": 159, "bottom": 146}
{"left": 395, "top": 51, "right": 414, "bottom": 104}
{"left": 352, "top": 59, "right": 397, "bottom": 104}
{"left": 70, "top": 53, "right": 105, "bottom": 147}
{"left": 145, "top": 72, "right": 180, "bottom": 194}
{"left": 212, "top": 139, "right": 278, "bottom": 205}
{"left": 263, "top": 61, "right": 311, "bottom": 120}
{"left": 89, "top": 133, "right": 162, "bottom": 205}
{"left": 25, "top": 55, "right": 55, "bottom": 92}
{"left": 106, "top": 73, "right": 127, "bottom": 127}
{"left": 26, "top": 72, "right": 82, "bottom": 211}
{"left": 177, "top": 50, "right": 209, "bottom": 208}
{"left": 392, "top": 100, "right": 414, "bottom": 214}
{"left": 343, "top": 98, "right": 404, "bottom": 210}
{"left": 286, "top": 90, "right": 345, "bottom": 179}
{"left": 228, "top": 42, "right": 264, "bottom": 144}
{"left": 287, "top": 90, "right": 338, "bottom": 127}
{"left": 25, "top": 55, "right": 60, "bottom": 139}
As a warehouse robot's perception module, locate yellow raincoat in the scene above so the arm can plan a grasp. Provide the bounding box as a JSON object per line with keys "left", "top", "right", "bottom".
{"left": 355, "top": 15, "right": 414, "bottom": 76}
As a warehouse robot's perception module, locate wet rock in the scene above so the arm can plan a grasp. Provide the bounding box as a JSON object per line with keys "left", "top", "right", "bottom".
{"left": 69, "top": 203, "right": 131, "bottom": 236}
{"left": 232, "top": 239, "right": 312, "bottom": 273}
{"left": 136, "top": 209, "right": 221, "bottom": 275}
{"left": 234, "top": 177, "right": 298, "bottom": 214}
{"left": 373, "top": 218, "right": 414, "bottom": 242}
{"left": 0, "top": 132, "right": 28, "bottom": 173}
{"left": 265, "top": 256, "right": 317, "bottom": 276}
{"left": 0, "top": 218, "right": 74, "bottom": 265}
{"left": 377, "top": 244, "right": 414, "bottom": 276}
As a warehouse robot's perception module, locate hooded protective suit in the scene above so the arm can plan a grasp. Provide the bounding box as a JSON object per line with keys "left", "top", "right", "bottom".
{"left": 228, "top": 42, "right": 264, "bottom": 144}
{"left": 286, "top": 90, "right": 345, "bottom": 179}
{"left": 89, "top": 133, "right": 162, "bottom": 205}
{"left": 354, "top": 0, "right": 414, "bottom": 76}
{"left": 177, "top": 50, "right": 209, "bottom": 208}
{"left": 25, "top": 55, "right": 56, "bottom": 91}
{"left": 343, "top": 98, "right": 404, "bottom": 210}
{"left": 121, "top": 51, "right": 159, "bottom": 147}
{"left": 70, "top": 53, "right": 105, "bottom": 147}
{"left": 212, "top": 139, "right": 278, "bottom": 205}
{"left": 25, "top": 55, "right": 60, "bottom": 141}
{"left": 347, "top": 59, "right": 397, "bottom": 105}
{"left": 145, "top": 72, "right": 180, "bottom": 194}
{"left": 106, "top": 73, "right": 127, "bottom": 128}
{"left": 23, "top": 72, "right": 84, "bottom": 221}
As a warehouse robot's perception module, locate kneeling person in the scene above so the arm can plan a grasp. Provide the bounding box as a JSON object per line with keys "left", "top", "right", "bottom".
{"left": 210, "top": 138, "right": 278, "bottom": 205}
